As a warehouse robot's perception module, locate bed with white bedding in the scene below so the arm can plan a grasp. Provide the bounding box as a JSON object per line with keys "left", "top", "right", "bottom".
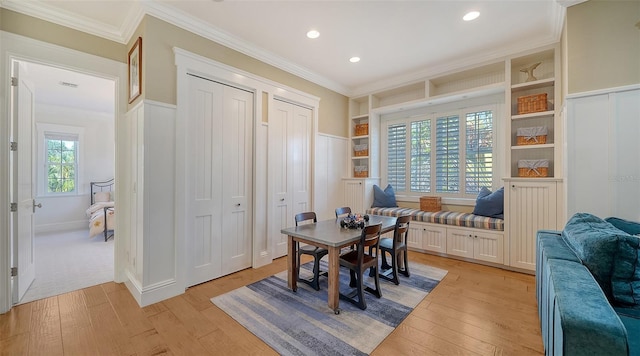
{"left": 86, "top": 179, "right": 115, "bottom": 241}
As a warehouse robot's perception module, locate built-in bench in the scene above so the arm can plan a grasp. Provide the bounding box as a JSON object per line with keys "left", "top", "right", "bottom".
{"left": 366, "top": 207, "right": 504, "bottom": 231}
{"left": 366, "top": 207, "right": 505, "bottom": 266}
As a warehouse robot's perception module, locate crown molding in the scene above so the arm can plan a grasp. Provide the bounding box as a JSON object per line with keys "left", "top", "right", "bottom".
{"left": 351, "top": 5, "right": 566, "bottom": 97}
{"left": 556, "top": 0, "right": 589, "bottom": 8}
{"left": 0, "top": 0, "right": 349, "bottom": 95}
{"left": 0, "top": 0, "right": 131, "bottom": 43}
{"left": 142, "top": 2, "right": 349, "bottom": 95}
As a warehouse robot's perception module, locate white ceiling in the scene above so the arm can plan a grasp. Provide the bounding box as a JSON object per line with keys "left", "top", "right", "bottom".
{"left": 2, "top": 0, "right": 568, "bottom": 112}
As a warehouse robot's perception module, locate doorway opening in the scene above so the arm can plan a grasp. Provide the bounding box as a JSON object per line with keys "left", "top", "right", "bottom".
{"left": 11, "top": 60, "right": 117, "bottom": 305}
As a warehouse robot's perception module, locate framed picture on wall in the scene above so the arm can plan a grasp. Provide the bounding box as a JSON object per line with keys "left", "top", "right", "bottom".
{"left": 128, "top": 37, "right": 142, "bottom": 103}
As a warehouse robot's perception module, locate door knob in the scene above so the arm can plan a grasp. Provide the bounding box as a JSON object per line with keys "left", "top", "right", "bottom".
{"left": 32, "top": 199, "right": 42, "bottom": 213}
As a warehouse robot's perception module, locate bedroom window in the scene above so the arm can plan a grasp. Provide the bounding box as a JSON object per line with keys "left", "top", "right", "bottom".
{"left": 45, "top": 132, "right": 78, "bottom": 193}
{"left": 382, "top": 105, "right": 495, "bottom": 200}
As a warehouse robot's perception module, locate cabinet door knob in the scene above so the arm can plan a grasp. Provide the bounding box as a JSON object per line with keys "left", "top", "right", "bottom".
{"left": 280, "top": 198, "right": 285, "bottom": 201}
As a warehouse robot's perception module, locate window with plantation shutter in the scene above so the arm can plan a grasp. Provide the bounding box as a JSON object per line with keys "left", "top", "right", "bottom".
{"left": 410, "top": 119, "right": 431, "bottom": 192}
{"left": 382, "top": 105, "right": 496, "bottom": 200}
{"left": 387, "top": 124, "right": 406, "bottom": 192}
{"left": 435, "top": 115, "right": 459, "bottom": 193}
{"left": 465, "top": 110, "right": 493, "bottom": 194}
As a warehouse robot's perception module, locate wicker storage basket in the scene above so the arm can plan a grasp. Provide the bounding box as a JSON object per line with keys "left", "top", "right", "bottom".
{"left": 517, "top": 93, "right": 548, "bottom": 114}
{"left": 355, "top": 123, "right": 369, "bottom": 136}
{"left": 517, "top": 126, "right": 548, "bottom": 145}
{"left": 354, "top": 165, "right": 368, "bottom": 178}
{"left": 353, "top": 143, "right": 369, "bottom": 157}
{"left": 518, "top": 159, "right": 549, "bottom": 177}
{"left": 420, "top": 196, "right": 442, "bottom": 212}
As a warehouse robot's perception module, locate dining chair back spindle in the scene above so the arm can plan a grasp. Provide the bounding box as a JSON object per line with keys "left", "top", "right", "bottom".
{"left": 339, "top": 222, "right": 382, "bottom": 310}
{"left": 294, "top": 212, "right": 329, "bottom": 290}
{"left": 378, "top": 214, "right": 411, "bottom": 285}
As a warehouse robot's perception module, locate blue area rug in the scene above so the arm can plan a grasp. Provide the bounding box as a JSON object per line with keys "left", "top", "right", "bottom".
{"left": 211, "top": 261, "right": 447, "bottom": 355}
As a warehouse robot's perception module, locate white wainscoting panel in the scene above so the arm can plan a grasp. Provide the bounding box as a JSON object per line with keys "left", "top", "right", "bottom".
{"left": 566, "top": 86, "right": 640, "bottom": 221}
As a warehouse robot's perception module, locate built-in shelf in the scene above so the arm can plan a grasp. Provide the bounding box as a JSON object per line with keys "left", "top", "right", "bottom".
{"left": 511, "top": 143, "right": 554, "bottom": 150}
{"left": 512, "top": 110, "right": 555, "bottom": 120}
{"left": 511, "top": 78, "right": 555, "bottom": 92}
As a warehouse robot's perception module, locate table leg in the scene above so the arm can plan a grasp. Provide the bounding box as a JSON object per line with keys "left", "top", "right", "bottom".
{"left": 287, "top": 236, "right": 297, "bottom": 292}
{"left": 327, "top": 246, "right": 341, "bottom": 313}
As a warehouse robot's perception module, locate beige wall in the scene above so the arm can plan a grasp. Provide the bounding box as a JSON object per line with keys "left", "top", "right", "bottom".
{"left": 0, "top": 9, "right": 348, "bottom": 137}
{"left": 0, "top": 8, "right": 126, "bottom": 63}
{"left": 566, "top": 0, "right": 640, "bottom": 93}
{"left": 140, "top": 15, "right": 348, "bottom": 136}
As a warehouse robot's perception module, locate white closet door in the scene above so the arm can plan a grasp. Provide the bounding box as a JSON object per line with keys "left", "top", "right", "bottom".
{"left": 269, "top": 100, "right": 312, "bottom": 258}
{"left": 187, "top": 75, "right": 253, "bottom": 287}
{"left": 220, "top": 85, "right": 253, "bottom": 275}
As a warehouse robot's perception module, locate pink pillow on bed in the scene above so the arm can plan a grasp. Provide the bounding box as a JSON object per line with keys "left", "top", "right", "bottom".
{"left": 94, "top": 191, "right": 111, "bottom": 203}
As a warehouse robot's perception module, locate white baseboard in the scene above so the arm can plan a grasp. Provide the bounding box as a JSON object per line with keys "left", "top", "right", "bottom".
{"left": 35, "top": 220, "right": 87, "bottom": 234}
{"left": 124, "top": 270, "right": 184, "bottom": 307}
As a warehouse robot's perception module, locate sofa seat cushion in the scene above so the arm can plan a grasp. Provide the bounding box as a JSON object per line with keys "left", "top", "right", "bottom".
{"left": 562, "top": 212, "right": 634, "bottom": 300}
{"left": 366, "top": 207, "right": 504, "bottom": 231}
{"left": 548, "top": 259, "right": 629, "bottom": 356}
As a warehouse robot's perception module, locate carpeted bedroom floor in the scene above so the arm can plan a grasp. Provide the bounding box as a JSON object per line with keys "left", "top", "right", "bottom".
{"left": 19, "top": 229, "right": 114, "bottom": 304}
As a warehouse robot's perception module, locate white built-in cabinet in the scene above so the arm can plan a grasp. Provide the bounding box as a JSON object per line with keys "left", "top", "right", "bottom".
{"left": 566, "top": 87, "right": 640, "bottom": 221}
{"left": 342, "top": 178, "right": 379, "bottom": 214}
{"left": 407, "top": 222, "right": 447, "bottom": 254}
{"left": 345, "top": 44, "right": 563, "bottom": 272}
{"left": 269, "top": 99, "right": 312, "bottom": 258}
{"left": 504, "top": 179, "right": 558, "bottom": 271}
{"left": 446, "top": 228, "right": 503, "bottom": 264}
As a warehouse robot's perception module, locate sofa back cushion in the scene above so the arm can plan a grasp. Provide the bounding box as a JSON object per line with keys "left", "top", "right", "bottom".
{"left": 605, "top": 216, "right": 640, "bottom": 236}
{"left": 562, "top": 213, "right": 632, "bottom": 301}
{"left": 611, "top": 235, "right": 640, "bottom": 306}
{"left": 563, "top": 213, "right": 640, "bottom": 307}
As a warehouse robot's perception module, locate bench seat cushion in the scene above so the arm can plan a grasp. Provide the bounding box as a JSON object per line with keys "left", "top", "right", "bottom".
{"left": 366, "top": 207, "right": 504, "bottom": 231}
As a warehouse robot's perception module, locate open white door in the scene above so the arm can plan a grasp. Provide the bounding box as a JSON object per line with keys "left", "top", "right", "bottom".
{"left": 11, "top": 61, "right": 37, "bottom": 304}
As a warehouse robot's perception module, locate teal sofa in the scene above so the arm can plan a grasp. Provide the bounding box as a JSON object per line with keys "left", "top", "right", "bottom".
{"left": 537, "top": 213, "right": 640, "bottom": 356}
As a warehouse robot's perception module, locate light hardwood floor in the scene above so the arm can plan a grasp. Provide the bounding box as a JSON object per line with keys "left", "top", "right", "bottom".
{"left": 0, "top": 252, "right": 544, "bottom": 355}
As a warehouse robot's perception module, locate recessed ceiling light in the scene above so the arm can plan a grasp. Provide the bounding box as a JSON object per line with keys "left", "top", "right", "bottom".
{"left": 349, "top": 57, "right": 361, "bottom": 63}
{"left": 463, "top": 11, "right": 480, "bottom": 21}
{"left": 306, "top": 30, "right": 320, "bottom": 39}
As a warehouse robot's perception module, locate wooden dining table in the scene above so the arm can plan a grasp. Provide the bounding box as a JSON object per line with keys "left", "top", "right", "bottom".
{"left": 281, "top": 215, "right": 398, "bottom": 314}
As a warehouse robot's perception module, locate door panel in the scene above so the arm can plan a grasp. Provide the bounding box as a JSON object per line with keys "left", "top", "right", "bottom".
{"left": 269, "top": 100, "right": 312, "bottom": 258}
{"left": 188, "top": 77, "right": 223, "bottom": 286}
{"left": 13, "top": 62, "right": 36, "bottom": 303}
{"left": 187, "top": 76, "right": 253, "bottom": 287}
{"left": 221, "top": 86, "right": 253, "bottom": 274}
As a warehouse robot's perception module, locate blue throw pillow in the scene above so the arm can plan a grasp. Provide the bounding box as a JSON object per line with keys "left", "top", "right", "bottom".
{"left": 472, "top": 187, "right": 504, "bottom": 218}
{"left": 372, "top": 184, "right": 398, "bottom": 208}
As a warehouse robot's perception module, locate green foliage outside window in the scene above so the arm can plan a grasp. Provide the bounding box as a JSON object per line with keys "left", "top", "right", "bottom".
{"left": 47, "top": 139, "right": 76, "bottom": 193}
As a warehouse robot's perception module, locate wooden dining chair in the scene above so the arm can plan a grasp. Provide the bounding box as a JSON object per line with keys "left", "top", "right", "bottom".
{"left": 339, "top": 222, "right": 382, "bottom": 310}
{"left": 335, "top": 207, "right": 352, "bottom": 218}
{"left": 377, "top": 214, "right": 411, "bottom": 285}
{"left": 295, "top": 212, "right": 329, "bottom": 291}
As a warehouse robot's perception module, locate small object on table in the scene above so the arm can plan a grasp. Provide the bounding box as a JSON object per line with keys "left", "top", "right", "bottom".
{"left": 340, "top": 213, "right": 369, "bottom": 229}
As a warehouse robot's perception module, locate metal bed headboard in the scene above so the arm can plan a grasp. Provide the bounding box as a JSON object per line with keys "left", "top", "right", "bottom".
{"left": 90, "top": 178, "right": 115, "bottom": 205}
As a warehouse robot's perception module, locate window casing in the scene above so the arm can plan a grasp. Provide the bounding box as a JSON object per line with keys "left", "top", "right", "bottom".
{"left": 382, "top": 105, "right": 496, "bottom": 201}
